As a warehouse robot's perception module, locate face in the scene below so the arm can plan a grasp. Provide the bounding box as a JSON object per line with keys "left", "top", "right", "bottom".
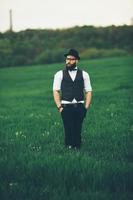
{"left": 65, "top": 55, "right": 78, "bottom": 68}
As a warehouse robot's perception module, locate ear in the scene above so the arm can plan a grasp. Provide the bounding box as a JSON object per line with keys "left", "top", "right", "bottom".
{"left": 76, "top": 60, "right": 79, "bottom": 64}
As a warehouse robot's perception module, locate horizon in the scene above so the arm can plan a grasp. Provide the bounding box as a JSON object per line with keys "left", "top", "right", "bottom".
{"left": 0, "top": 24, "right": 132, "bottom": 34}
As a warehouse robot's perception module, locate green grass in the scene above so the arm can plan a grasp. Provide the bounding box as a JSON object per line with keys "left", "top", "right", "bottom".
{"left": 0, "top": 56, "right": 133, "bottom": 200}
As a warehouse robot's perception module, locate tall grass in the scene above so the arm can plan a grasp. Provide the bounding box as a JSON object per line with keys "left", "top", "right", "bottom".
{"left": 0, "top": 56, "right": 133, "bottom": 200}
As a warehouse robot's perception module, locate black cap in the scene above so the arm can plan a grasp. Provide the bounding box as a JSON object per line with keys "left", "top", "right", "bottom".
{"left": 64, "top": 49, "right": 80, "bottom": 60}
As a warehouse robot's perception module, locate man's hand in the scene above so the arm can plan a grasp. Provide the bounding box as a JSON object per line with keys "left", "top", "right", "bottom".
{"left": 58, "top": 107, "right": 63, "bottom": 113}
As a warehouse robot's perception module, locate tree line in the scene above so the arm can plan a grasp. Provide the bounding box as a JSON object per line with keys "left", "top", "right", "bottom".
{"left": 0, "top": 25, "right": 133, "bottom": 67}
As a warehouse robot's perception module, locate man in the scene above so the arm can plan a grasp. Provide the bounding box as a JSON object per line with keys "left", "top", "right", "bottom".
{"left": 53, "top": 49, "right": 92, "bottom": 149}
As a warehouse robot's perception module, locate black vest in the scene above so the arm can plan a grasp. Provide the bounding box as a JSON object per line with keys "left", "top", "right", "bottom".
{"left": 61, "top": 69, "right": 84, "bottom": 101}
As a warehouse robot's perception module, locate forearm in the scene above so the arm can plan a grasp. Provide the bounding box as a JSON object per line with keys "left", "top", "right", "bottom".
{"left": 53, "top": 90, "right": 62, "bottom": 108}
{"left": 84, "top": 91, "right": 92, "bottom": 109}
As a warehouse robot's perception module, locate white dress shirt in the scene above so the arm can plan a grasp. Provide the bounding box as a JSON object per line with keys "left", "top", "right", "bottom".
{"left": 53, "top": 67, "right": 92, "bottom": 104}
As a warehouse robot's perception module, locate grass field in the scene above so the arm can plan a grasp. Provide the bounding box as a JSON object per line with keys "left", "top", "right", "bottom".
{"left": 0, "top": 56, "right": 133, "bottom": 200}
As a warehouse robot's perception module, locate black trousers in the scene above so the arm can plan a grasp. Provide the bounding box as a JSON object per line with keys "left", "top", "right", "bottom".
{"left": 61, "top": 103, "right": 87, "bottom": 149}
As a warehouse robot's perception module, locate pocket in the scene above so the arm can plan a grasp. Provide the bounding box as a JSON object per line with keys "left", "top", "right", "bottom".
{"left": 79, "top": 104, "right": 86, "bottom": 118}
{"left": 82, "top": 106, "right": 87, "bottom": 118}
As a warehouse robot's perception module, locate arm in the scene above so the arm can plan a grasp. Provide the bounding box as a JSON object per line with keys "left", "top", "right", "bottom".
{"left": 84, "top": 91, "right": 92, "bottom": 110}
{"left": 53, "top": 90, "right": 63, "bottom": 112}
{"left": 53, "top": 71, "right": 63, "bottom": 112}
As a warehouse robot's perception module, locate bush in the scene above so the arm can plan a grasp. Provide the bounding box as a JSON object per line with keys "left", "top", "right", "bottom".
{"left": 35, "top": 49, "right": 65, "bottom": 64}
{"left": 80, "top": 48, "right": 128, "bottom": 59}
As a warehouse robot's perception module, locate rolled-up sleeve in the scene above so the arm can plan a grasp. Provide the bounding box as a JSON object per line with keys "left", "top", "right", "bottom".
{"left": 83, "top": 71, "right": 92, "bottom": 92}
{"left": 53, "top": 70, "right": 63, "bottom": 91}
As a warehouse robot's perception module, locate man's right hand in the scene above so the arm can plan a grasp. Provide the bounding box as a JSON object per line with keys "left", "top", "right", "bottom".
{"left": 59, "top": 107, "right": 63, "bottom": 113}
{"left": 57, "top": 105, "right": 63, "bottom": 113}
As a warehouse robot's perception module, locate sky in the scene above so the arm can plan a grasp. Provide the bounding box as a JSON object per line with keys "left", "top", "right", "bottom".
{"left": 0, "top": 0, "right": 133, "bottom": 32}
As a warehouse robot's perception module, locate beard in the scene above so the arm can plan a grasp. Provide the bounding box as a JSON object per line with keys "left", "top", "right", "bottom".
{"left": 66, "top": 63, "right": 76, "bottom": 71}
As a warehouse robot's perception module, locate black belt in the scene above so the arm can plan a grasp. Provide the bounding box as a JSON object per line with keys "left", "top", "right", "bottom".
{"left": 61, "top": 103, "right": 83, "bottom": 108}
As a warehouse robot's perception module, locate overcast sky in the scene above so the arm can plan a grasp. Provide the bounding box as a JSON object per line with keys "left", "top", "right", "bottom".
{"left": 0, "top": 0, "right": 133, "bottom": 32}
